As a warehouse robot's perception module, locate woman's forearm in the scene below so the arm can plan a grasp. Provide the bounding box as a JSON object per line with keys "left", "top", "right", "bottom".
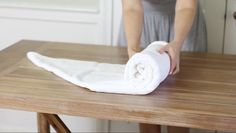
{"left": 122, "top": 0, "right": 143, "bottom": 57}
{"left": 173, "top": 0, "right": 197, "bottom": 49}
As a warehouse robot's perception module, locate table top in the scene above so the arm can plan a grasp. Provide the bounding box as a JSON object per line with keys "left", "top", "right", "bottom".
{"left": 0, "top": 40, "right": 236, "bottom": 132}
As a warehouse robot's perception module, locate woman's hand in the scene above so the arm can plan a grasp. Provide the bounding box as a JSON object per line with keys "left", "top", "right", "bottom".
{"left": 158, "top": 41, "right": 182, "bottom": 75}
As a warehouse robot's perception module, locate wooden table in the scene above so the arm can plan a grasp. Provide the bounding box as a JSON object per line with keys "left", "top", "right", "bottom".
{"left": 0, "top": 40, "right": 236, "bottom": 133}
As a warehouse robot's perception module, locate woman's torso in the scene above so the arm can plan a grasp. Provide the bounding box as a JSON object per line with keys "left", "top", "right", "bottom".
{"left": 143, "top": 0, "right": 176, "bottom": 5}
{"left": 118, "top": 0, "right": 207, "bottom": 52}
{"left": 142, "top": 0, "right": 176, "bottom": 14}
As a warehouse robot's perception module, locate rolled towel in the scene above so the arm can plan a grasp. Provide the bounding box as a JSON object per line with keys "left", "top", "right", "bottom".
{"left": 27, "top": 41, "right": 170, "bottom": 95}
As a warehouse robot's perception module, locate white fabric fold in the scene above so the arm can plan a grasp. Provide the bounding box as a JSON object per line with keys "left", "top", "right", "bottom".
{"left": 27, "top": 41, "right": 170, "bottom": 95}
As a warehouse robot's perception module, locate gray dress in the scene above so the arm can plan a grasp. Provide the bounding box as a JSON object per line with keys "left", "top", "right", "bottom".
{"left": 118, "top": 0, "right": 207, "bottom": 52}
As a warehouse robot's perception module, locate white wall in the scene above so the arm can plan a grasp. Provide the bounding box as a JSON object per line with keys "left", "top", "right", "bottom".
{"left": 0, "top": 109, "right": 108, "bottom": 132}
{"left": 0, "top": 0, "right": 113, "bottom": 50}
{"left": 0, "top": 0, "right": 111, "bottom": 132}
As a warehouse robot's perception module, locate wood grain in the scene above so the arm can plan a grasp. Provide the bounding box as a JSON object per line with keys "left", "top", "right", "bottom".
{"left": 38, "top": 113, "right": 50, "bottom": 133}
{"left": 0, "top": 40, "right": 236, "bottom": 132}
{"left": 45, "top": 114, "right": 71, "bottom": 133}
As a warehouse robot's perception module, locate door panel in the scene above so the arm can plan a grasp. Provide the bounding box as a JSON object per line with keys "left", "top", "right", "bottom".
{"left": 200, "top": 0, "right": 226, "bottom": 53}
{"left": 224, "top": 0, "right": 236, "bottom": 55}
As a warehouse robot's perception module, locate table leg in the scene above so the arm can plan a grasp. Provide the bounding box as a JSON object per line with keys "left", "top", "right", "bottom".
{"left": 44, "top": 114, "right": 71, "bottom": 133}
{"left": 37, "top": 113, "right": 50, "bottom": 133}
{"left": 139, "top": 123, "right": 161, "bottom": 133}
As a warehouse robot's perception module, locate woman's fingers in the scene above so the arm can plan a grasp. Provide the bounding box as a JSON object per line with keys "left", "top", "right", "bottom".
{"left": 170, "top": 57, "right": 177, "bottom": 75}
{"left": 158, "top": 44, "right": 180, "bottom": 75}
{"left": 171, "top": 55, "right": 180, "bottom": 75}
{"left": 173, "top": 62, "right": 180, "bottom": 75}
{"left": 158, "top": 46, "right": 169, "bottom": 54}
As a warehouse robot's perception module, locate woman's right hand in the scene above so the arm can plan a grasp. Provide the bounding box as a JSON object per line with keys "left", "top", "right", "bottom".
{"left": 159, "top": 41, "right": 181, "bottom": 75}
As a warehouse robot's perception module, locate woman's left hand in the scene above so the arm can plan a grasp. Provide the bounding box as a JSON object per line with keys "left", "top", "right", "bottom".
{"left": 158, "top": 41, "right": 182, "bottom": 75}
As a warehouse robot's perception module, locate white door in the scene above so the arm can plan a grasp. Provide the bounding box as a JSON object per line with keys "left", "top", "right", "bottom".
{"left": 224, "top": 0, "right": 236, "bottom": 55}
{"left": 112, "top": 0, "right": 122, "bottom": 46}
{"left": 200, "top": 0, "right": 226, "bottom": 54}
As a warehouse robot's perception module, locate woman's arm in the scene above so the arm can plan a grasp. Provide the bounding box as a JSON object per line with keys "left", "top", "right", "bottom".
{"left": 159, "top": 0, "right": 197, "bottom": 75}
{"left": 122, "top": 0, "right": 143, "bottom": 58}
{"left": 174, "top": 0, "right": 197, "bottom": 46}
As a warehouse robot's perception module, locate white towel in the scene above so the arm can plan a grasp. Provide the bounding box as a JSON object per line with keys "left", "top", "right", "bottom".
{"left": 27, "top": 41, "right": 170, "bottom": 95}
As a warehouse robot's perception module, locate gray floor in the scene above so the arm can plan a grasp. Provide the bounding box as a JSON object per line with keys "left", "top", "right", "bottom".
{"left": 109, "top": 121, "right": 234, "bottom": 133}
